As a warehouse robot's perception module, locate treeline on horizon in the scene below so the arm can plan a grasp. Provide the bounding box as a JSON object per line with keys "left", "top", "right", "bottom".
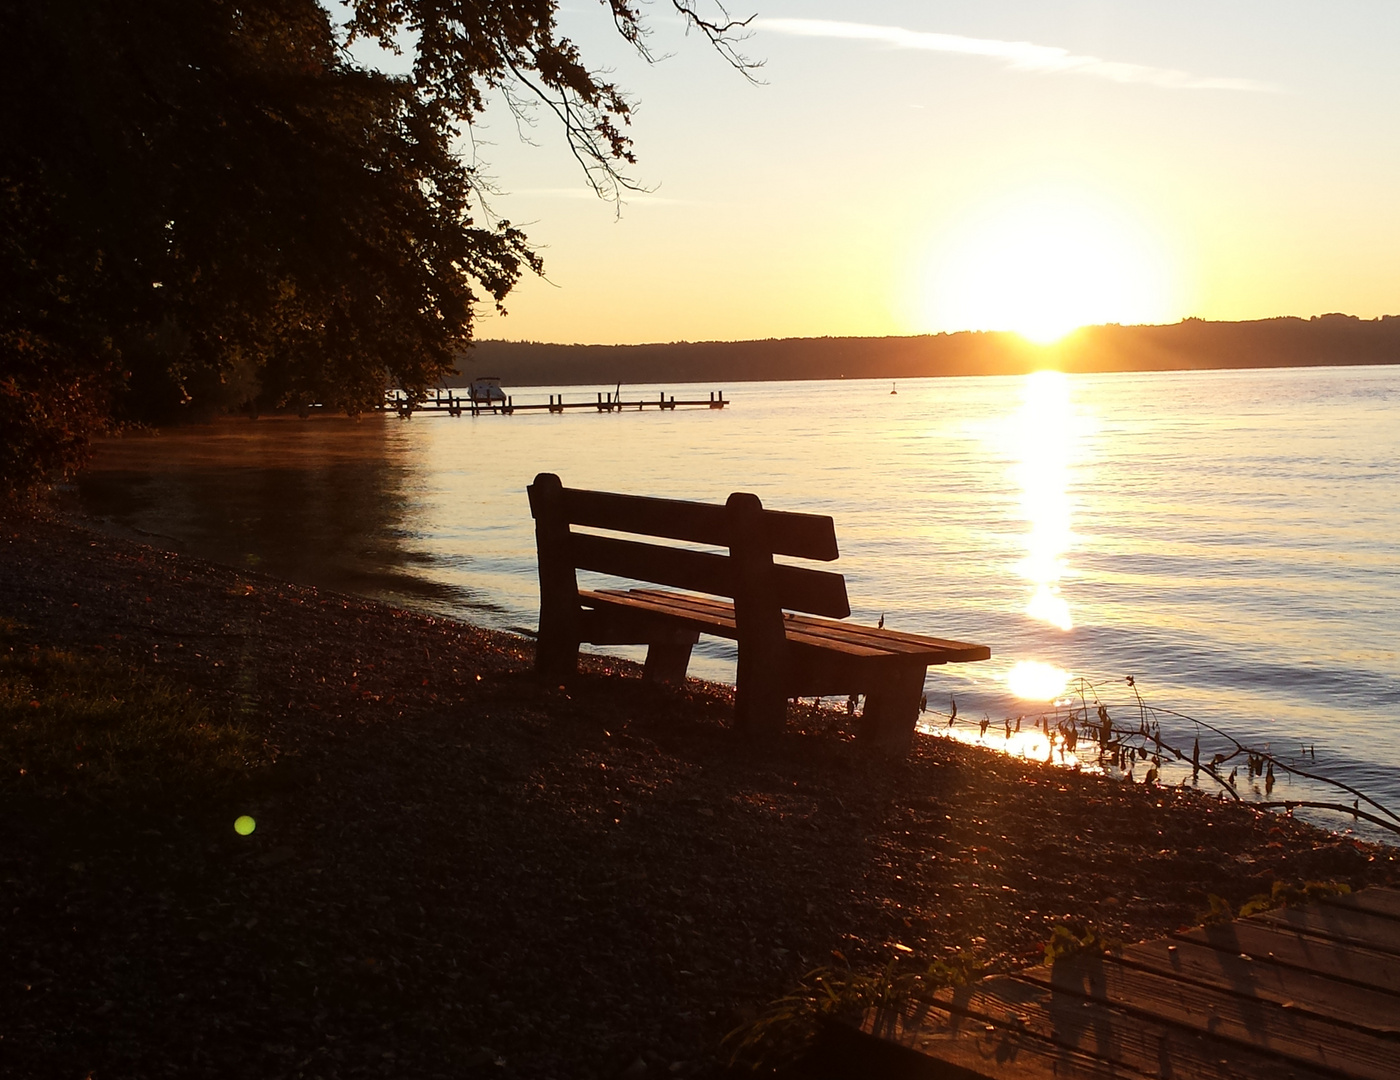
{"left": 453, "top": 313, "right": 1400, "bottom": 387}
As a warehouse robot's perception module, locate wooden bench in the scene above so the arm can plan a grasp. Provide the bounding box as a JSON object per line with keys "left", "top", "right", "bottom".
{"left": 527, "top": 473, "right": 991, "bottom": 751}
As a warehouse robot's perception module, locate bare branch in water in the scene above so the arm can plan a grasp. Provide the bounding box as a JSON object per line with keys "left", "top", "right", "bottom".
{"left": 931, "top": 676, "right": 1400, "bottom": 836}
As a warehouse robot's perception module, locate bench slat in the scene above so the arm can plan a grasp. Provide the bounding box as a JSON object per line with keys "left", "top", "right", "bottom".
{"left": 774, "top": 566, "right": 850, "bottom": 619}
{"left": 785, "top": 614, "right": 991, "bottom": 662}
{"left": 559, "top": 486, "right": 840, "bottom": 561}
{"left": 573, "top": 533, "right": 731, "bottom": 597}
{"left": 623, "top": 589, "right": 987, "bottom": 661}
{"left": 582, "top": 588, "right": 885, "bottom": 657}
{"left": 584, "top": 588, "right": 981, "bottom": 663}
{"left": 573, "top": 536, "right": 851, "bottom": 617}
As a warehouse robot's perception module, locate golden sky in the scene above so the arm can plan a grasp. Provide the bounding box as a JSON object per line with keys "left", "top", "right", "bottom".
{"left": 457, "top": 1, "right": 1400, "bottom": 345}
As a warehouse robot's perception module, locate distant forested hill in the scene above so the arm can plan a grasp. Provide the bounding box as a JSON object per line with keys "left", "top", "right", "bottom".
{"left": 450, "top": 314, "right": 1400, "bottom": 387}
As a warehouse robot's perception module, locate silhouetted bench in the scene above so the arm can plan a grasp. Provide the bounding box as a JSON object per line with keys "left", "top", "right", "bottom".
{"left": 527, "top": 473, "right": 991, "bottom": 751}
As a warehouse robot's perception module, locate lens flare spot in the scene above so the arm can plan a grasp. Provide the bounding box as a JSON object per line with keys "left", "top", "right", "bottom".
{"left": 1008, "top": 661, "right": 1071, "bottom": 701}
{"left": 234, "top": 815, "right": 256, "bottom": 836}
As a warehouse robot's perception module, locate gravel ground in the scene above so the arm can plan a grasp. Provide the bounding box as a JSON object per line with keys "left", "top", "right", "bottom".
{"left": 3, "top": 509, "right": 1396, "bottom": 1080}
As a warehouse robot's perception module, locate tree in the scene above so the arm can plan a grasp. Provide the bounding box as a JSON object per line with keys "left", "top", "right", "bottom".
{"left": 0, "top": 0, "right": 752, "bottom": 494}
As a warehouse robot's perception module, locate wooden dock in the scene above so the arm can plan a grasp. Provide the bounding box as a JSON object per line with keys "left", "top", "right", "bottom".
{"left": 381, "top": 388, "right": 726, "bottom": 416}
{"left": 823, "top": 886, "right": 1400, "bottom": 1079}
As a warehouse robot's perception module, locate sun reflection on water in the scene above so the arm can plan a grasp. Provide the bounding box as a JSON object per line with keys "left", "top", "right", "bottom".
{"left": 1007, "top": 659, "right": 1071, "bottom": 701}
{"left": 927, "top": 720, "right": 1096, "bottom": 773}
{"left": 1010, "top": 370, "right": 1077, "bottom": 631}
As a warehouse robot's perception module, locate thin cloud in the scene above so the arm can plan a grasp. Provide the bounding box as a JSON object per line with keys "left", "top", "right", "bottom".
{"left": 755, "top": 18, "right": 1276, "bottom": 92}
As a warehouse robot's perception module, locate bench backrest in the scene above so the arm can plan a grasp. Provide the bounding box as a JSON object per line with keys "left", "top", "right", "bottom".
{"left": 527, "top": 473, "right": 851, "bottom": 618}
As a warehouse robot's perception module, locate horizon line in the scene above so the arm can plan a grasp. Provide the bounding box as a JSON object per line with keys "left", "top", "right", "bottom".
{"left": 467, "top": 312, "right": 1392, "bottom": 350}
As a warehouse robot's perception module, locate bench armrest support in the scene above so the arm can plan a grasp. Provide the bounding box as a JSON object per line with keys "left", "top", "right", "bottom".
{"left": 529, "top": 472, "right": 582, "bottom": 681}
{"left": 727, "top": 491, "right": 789, "bottom": 737}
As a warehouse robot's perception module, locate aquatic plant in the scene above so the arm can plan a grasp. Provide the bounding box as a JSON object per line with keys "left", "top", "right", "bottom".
{"left": 723, "top": 953, "right": 977, "bottom": 1074}
{"left": 1202, "top": 879, "right": 1352, "bottom": 922}
{"left": 1042, "top": 922, "right": 1123, "bottom": 966}
{"left": 933, "top": 675, "right": 1400, "bottom": 838}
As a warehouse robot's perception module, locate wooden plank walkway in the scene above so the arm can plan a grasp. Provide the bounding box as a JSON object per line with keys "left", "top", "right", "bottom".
{"left": 835, "top": 886, "right": 1400, "bottom": 1079}
{"left": 381, "top": 388, "right": 727, "bottom": 415}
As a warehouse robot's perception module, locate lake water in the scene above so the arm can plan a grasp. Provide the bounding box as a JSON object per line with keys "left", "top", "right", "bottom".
{"left": 75, "top": 365, "right": 1400, "bottom": 837}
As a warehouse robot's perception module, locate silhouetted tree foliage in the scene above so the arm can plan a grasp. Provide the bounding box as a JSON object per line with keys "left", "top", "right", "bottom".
{"left": 0, "top": 0, "right": 752, "bottom": 493}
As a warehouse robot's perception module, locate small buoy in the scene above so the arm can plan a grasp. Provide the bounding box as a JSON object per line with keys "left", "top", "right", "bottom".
{"left": 234, "top": 815, "right": 256, "bottom": 836}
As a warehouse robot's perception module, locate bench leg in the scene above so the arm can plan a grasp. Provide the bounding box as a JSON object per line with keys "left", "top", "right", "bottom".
{"left": 643, "top": 630, "right": 699, "bottom": 685}
{"left": 735, "top": 662, "right": 788, "bottom": 739}
{"left": 530, "top": 472, "right": 582, "bottom": 685}
{"left": 859, "top": 666, "right": 928, "bottom": 754}
{"left": 535, "top": 628, "right": 580, "bottom": 685}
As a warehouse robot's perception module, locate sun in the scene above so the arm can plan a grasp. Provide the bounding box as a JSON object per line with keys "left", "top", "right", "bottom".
{"left": 919, "top": 187, "right": 1177, "bottom": 343}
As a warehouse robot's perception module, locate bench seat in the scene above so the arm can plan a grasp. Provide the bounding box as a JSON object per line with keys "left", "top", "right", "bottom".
{"left": 582, "top": 586, "right": 988, "bottom": 716}
{"left": 582, "top": 587, "right": 987, "bottom": 662}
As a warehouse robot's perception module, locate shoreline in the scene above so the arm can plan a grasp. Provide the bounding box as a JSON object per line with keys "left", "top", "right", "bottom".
{"left": 3, "top": 509, "right": 1397, "bottom": 1078}
{"left": 454, "top": 319, "right": 1400, "bottom": 389}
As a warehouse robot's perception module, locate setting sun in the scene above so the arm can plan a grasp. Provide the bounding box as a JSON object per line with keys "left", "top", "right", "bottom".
{"left": 920, "top": 187, "right": 1177, "bottom": 343}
